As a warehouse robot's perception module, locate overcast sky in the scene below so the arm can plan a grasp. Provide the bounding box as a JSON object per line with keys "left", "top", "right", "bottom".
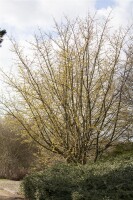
{"left": 0, "top": 0, "right": 133, "bottom": 70}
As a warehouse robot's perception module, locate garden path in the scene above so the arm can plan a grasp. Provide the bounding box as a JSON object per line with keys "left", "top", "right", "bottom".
{"left": 0, "top": 180, "right": 25, "bottom": 200}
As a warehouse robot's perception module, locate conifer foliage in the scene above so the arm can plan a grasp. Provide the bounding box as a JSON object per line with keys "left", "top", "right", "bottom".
{"left": 0, "top": 29, "right": 6, "bottom": 45}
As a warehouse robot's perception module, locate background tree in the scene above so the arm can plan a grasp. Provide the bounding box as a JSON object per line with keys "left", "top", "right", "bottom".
{"left": 0, "top": 29, "right": 6, "bottom": 45}
{"left": 1, "top": 15, "right": 133, "bottom": 164}
{"left": 0, "top": 115, "right": 38, "bottom": 180}
{"left": 121, "top": 43, "right": 133, "bottom": 142}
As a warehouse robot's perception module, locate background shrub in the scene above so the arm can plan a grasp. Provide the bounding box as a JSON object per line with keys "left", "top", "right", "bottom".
{"left": 22, "top": 155, "right": 133, "bottom": 200}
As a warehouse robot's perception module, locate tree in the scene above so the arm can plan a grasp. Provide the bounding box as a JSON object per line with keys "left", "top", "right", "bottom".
{"left": 1, "top": 14, "right": 133, "bottom": 164}
{"left": 121, "top": 44, "right": 133, "bottom": 142}
{"left": 0, "top": 115, "right": 38, "bottom": 179}
{"left": 0, "top": 29, "right": 6, "bottom": 45}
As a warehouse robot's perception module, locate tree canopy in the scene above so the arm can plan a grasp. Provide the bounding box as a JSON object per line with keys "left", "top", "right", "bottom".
{"left": 1, "top": 15, "right": 133, "bottom": 164}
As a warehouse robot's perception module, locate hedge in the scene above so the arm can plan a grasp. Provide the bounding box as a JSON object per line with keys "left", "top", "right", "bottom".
{"left": 22, "top": 157, "right": 133, "bottom": 200}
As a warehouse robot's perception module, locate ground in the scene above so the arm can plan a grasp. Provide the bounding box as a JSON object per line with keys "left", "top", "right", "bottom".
{"left": 0, "top": 180, "right": 25, "bottom": 200}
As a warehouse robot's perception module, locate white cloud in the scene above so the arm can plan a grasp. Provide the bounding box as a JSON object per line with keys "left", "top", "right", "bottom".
{"left": 112, "top": 0, "right": 133, "bottom": 27}
{"left": 0, "top": 0, "right": 96, "bottom": 31}
{"left": 96, "top": 0, "right": 133, "bottom": 32}
{"left": 0, "top": 0, "right": 96, "bottom": 69}
{"left": 0, "top": 36, "right": 12, "bottom": 71}
{"left": 0, "top": 0, "right": 132, "bottom": 71}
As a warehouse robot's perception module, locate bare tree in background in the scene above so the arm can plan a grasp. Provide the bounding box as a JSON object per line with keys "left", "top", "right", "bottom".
{"left": 1, "top": 14, "right": 133, "bottom": 164}
{"left": 121, "top": 42, "right": 133, "bottom": 142}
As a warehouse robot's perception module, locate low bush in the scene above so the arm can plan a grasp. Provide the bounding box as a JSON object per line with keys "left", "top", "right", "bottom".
{"left": 22, "top": 156, "right": 133, "bottom": 200}
{"left": 110, "top": 142, "right": 133, "bottom": 156}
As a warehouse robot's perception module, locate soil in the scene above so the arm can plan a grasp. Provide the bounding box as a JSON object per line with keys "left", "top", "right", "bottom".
{"left": 0, "top": 180, "right": 25, "bottom": 200}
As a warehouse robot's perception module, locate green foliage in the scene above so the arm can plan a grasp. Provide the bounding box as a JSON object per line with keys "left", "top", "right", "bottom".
{"left": 22, "top": 154, "right": 133, "bottom": 200}
{"left": 102, "top": 142, "right": 133, "bottom": 162}
{"left": 112, "top": 142, "right": 133, "bottom": 156}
